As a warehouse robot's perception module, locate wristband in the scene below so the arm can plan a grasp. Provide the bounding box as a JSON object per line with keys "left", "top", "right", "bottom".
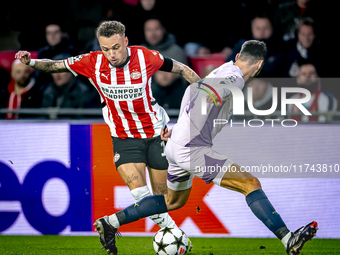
{"left": 28, "top": 59, "right": 35, "bottom": 67}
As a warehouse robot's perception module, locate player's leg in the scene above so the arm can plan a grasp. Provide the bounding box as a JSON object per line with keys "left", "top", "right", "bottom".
{"left": 148, "top": 167, "right": 168, "bottom": 195}
{"left": 216, "top": 164, "right": 291, "bottom": 240}
{"left": 113, "top": 136, "right": 149, "bottom": 189}
{"left": 106, "top": 185, "right": 192, "bottom": 229}
{"left": 145, "top": 167, "right": 178, "bottom": 228}
{"left": 113, "top": 136, "right": 171, "bottom": 228}
{"left": 193, "top": 146, "right": 291, "bottom": 242}
{"left": 142, "top": 135, "right": 181, "bottom": 229}
{"left": 212, "top": 163, "right": 317, "bottom": 254}
{"left": 94, "top": 139, "right": 194, "bottom": 254}
{"left": 102, "top": 158, "right": 193, "bottom": 229}
{"left": 117, "top": 163, "right": 147, "bottom": 189}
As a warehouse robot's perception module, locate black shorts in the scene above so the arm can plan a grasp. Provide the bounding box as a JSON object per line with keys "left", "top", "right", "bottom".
{"left": 112, "top": 135, "right": 168, "bottom": 170}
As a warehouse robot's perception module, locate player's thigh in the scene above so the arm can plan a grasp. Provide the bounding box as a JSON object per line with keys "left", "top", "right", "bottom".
{"left": 219, "top": 163, "right": 262, "bottom": 196}
{"left": 112, "top": 137, "right": 148, "bottom": 190}
{"left": 166, "top": 138, "right": 194, "bottom": 193}
{"left": 112, "top": 136, "right": 147, "bottom": 169}
{"left": 165, "top": 187, "right": 192, "bottom": 211}
{"left": 146, "top": 136, "right": 168, "bottom": 170}
{"left": 190, "top": 147, "right": 261, "bottom": 195}
{"left": 117, "top": 163, "right": 147, "bottom": 190}
{"left": 148, "top": 167, "right": 168, "bottom": 195}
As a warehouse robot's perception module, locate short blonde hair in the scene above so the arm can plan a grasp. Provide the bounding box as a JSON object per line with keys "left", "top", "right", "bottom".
{"left": 96, "top": 21, "right": 125, "bottom": 38}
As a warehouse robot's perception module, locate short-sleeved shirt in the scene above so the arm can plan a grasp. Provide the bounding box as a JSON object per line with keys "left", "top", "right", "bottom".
{"left": 171, "top": 61, "right": 245, "bottom": 147}
{"left": 64, "top": 46, "right": 169, "bottom": 139}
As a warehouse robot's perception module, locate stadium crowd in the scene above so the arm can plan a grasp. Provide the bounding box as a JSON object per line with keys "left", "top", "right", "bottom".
{"left": 0, "top": 0, "right": 339, "bottom": 121}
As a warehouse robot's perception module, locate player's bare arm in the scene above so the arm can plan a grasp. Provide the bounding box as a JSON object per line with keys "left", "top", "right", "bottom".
{"left": 171, "top": 59, "right": 200, "bottom": 84}
{"left": 15, "top": 51, "right": 69, "bottom": 73}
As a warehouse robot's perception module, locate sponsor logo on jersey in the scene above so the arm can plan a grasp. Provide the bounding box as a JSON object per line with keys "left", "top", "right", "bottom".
{"left": 101, "top": 73, "right": 110, "bottom": 80}
{"left": 100, "top": 85, "right": 143, "bottom": 100}
{"left": 130, "top": 71, "right": 142, "bottom": 80}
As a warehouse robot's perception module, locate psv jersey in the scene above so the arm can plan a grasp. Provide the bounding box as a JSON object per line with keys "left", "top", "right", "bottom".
{"left": 64, "top": 46, "right": 169, "bottom": 139}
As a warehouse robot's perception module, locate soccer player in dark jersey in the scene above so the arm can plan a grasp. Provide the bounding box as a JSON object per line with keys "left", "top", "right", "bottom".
{"left": 15, "top": 21, "right": 199, "bottom": 252}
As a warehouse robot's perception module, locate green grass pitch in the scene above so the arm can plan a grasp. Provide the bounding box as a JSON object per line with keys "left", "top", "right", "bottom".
{"left": 0, "top": 236, "right": 339, "bottom": 255}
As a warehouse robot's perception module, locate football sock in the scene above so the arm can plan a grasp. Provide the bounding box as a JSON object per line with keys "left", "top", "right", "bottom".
{"left": 108, "top": 214, "right": 120, "bottom": 229}
{"left": 246, "top": 189, "right": 290, "bottom": 239}
{"left": 131, "top": 186, "right": 177, "bottom": 228}
{"left": 115, "top": 194, "right": 168, "bottom": 226}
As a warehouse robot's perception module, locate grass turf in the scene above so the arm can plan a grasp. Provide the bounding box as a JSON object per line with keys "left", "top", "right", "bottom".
{"left": 0, "top": 236, "right": 338, "bottom": 255}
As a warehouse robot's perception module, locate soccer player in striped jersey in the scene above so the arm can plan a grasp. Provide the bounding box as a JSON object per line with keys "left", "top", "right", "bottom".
{"left": 15, "top": 20, "right": 199, "bottom": 252}
{"left": 94, "top": 40, "right": 318, "bottom": 255}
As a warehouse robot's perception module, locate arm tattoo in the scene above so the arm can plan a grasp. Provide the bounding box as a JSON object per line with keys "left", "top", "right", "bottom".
{"left": 33, "top": 59, "right": 69, "bottom": 73}
{"left": 171, "top": 59, "right": 201, "bottom": 84}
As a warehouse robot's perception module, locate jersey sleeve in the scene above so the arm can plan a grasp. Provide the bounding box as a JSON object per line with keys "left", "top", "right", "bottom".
{"left": 63, "top": 53, "right": 94, "bottom": 78}
{"left": 144, "top": 48, "right": 165, "bottom": 75}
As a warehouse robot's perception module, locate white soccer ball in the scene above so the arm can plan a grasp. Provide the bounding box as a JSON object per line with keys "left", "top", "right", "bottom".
{"left": 153, "top": 227, "right": 189, "bottom": 255}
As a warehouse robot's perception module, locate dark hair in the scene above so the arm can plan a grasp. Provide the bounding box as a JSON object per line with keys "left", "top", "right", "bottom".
{"left": 96, "top": 21, "right": 126, "bottom": 38}
{"left": 238, "top": 40, "right": 267, "bottom": 65}
{"left": 45, "top": 19, "right": 66, "bottom": 33}
{"left": 296, "top": 17, "right": 315, "bottom": 35}
{"left": 144, "top": 15, "right": 167, "bottom": 31}
{"left": 251, "top": 13, "right": 272, "bottom": 23}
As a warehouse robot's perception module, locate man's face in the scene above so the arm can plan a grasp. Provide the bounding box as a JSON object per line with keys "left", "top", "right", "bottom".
{"left": 140, "top": 0, "right": 155, "bottom": 10}
{"left": 297, "top": 64, "right": 318, "bottom": 86}
{"left": 52, "top": 72, "right": 73, "bottom": 86}
{"left": 298, "top": 25, "right": 315, "bottom": 49}
{"left": 46, "top": 24, "right": 63, "bottom": 47}
{"left": 251, "top": 18, "right": 273, "bottom": 40}
{"left": 98, "top": 34, "right": 128, "bottom": 67}
{"left": 144, "top": 19, "right": 165, "bottom": 46}
{"left": 11, "top": 62, "right": 31, "bottom": 87}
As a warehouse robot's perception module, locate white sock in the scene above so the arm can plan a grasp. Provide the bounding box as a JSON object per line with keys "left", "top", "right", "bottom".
{"left": 131, "top": 186, "right": 177, "bottom": 229}
{"left": 108, "top": 214, "right": 120, "bottom": 229}
{"left": 281, "top": 231, "right": 292, "bottom": 248}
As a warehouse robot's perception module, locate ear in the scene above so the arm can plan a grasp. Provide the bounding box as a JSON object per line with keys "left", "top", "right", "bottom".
{"left": 235, "top": 53, "right": 240, "bottom": 61}
{"left": 124, "top": 36, "right": 129, "bottom": 47}
{"left": 257, "top": 59, "right": 264, "bottom": 68}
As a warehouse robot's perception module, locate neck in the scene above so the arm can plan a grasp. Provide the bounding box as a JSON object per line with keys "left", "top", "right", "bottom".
{"left": 234, "top": 61, "right": 252, "bottom": 82}
{"left": 14, "top": 82, "right": 26, "bottom": 95}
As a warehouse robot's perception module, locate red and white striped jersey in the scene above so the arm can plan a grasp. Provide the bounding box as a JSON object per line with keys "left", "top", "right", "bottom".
{"left": 64, "top": 46, "right": 169, "bottom": 139}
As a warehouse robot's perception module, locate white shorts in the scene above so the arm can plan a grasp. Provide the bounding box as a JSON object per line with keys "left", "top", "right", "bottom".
{"left": 165, "top": 138, "right": 234, "bottom": 191}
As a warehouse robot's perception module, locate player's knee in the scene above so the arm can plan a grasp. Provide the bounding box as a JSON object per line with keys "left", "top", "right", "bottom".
{"left": 166, "top": 201, "right": 185, "bottom": 211}
{"left": 164, "top": 195, "right": 186, "bottom": 211}
{"left": 245, "top": 177, "right": 262, "bottom": 195}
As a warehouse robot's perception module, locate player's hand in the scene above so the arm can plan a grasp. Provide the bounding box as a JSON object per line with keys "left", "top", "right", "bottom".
{"left": 15, "top": 51, "right": 31, "bottom": 65}
{"left": 160, "top": 127, "right": 172, "bottom": 142}
{"left": 206, "top": 95, "right": 221, "bottom": 106}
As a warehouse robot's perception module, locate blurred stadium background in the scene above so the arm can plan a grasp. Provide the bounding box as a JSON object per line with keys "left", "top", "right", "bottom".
{"left": 0, "top": 0, "right": 340, "bottom": 251}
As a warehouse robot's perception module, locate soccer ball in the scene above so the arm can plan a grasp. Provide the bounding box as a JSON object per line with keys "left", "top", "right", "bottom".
{"left": 153, "top": 227, "right": 189, "bottom": 255}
